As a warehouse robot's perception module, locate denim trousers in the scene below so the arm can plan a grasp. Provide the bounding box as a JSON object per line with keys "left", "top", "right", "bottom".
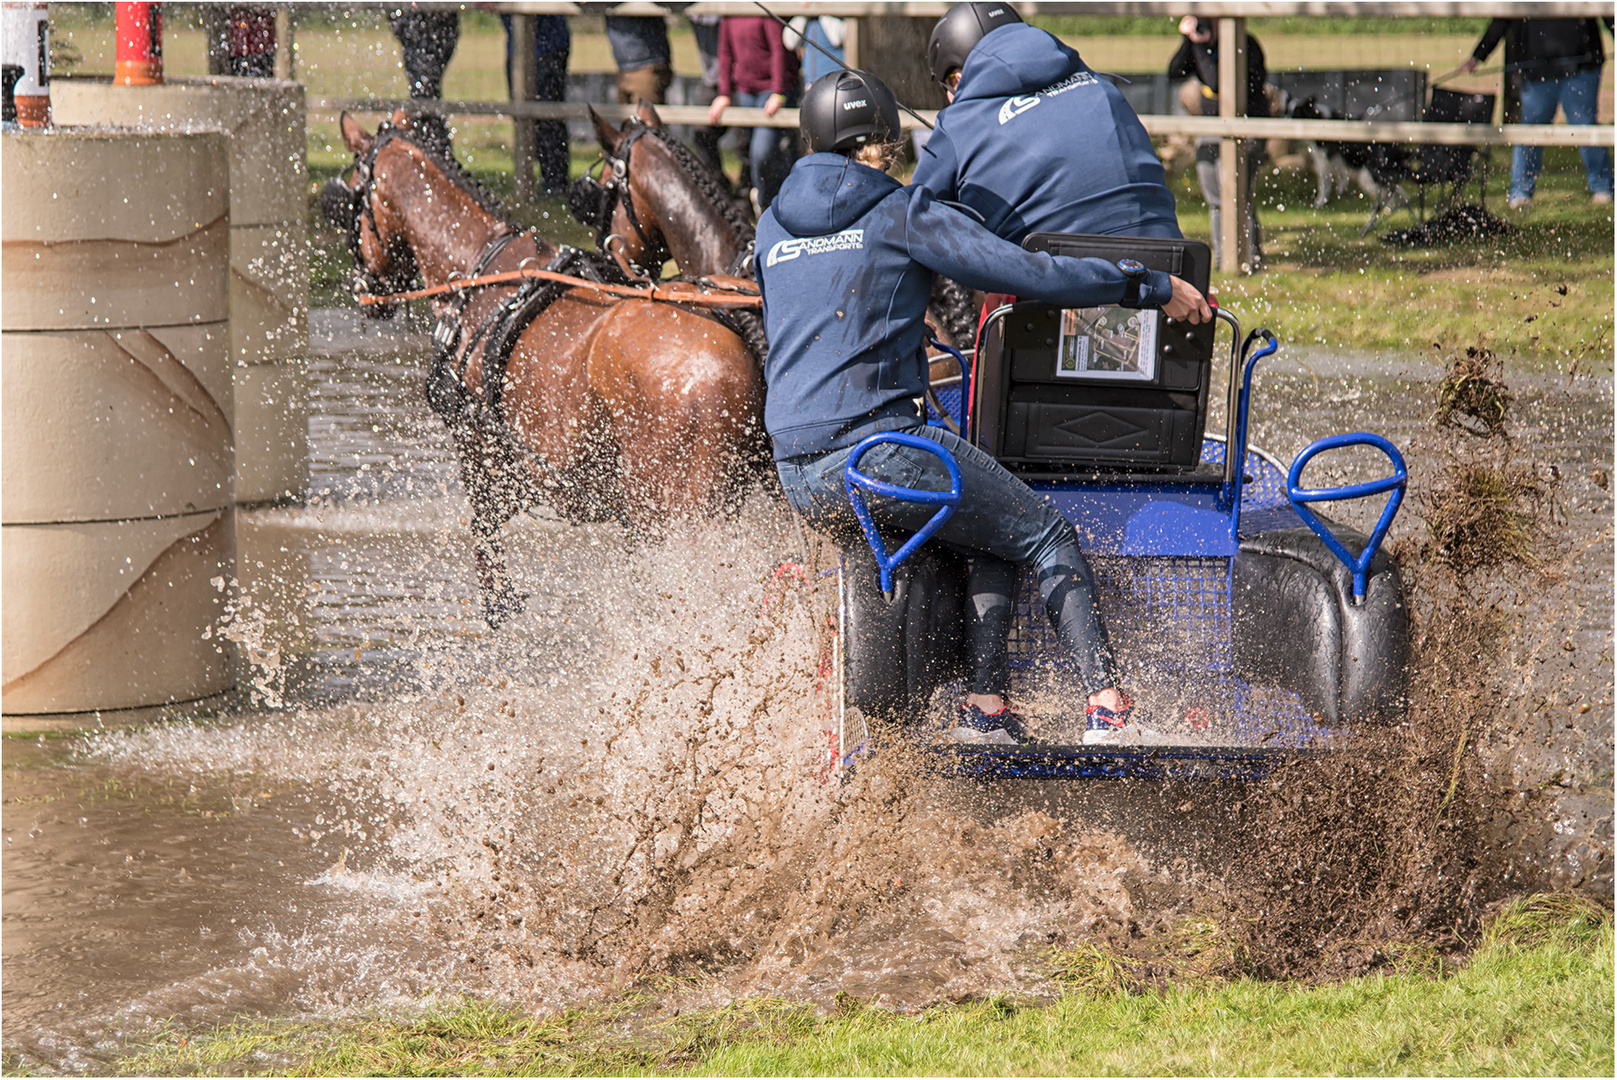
{"left": 1513, "top": 68, "right": 1614, "bottom": 199}
{"left": 775, "top": 423, "right": 1119, "bottom": 697}
{"left": 732, "top": 89, "right": 798, "bottom": 209}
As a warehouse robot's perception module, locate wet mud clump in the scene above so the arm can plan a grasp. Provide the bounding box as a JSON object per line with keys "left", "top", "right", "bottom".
{"left": 1198, "top": 349, "right": 1609, "bottom": 980}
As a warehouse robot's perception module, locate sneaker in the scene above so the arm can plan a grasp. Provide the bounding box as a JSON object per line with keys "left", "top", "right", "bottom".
{"left": 1081, "top": 695, "right": 1176, "bottom": 746}
{"left": 1507, "top": 195, "right": 1533, "bottom": 211}
{"left": 1593, "top": 192, "right": 1613, "bottom": 206}
{"left": 947, "top": 703, "right": 1027, "bottom": 746}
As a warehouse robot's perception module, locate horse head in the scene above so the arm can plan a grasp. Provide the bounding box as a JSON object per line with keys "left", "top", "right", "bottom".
{"left": 320, "top": 110, "right": 424, "bottom": 317}
{"left": 324, "top": 110, "right": 514, "bottom": 317}
{"left": 580, "top": 102, "right": 755, "bottom": 280}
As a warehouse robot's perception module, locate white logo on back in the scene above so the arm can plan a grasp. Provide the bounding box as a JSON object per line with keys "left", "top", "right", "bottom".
{"left": 998, "top": 95, "right": 1039, "bottom": 124}
{"left": 997, "top": 71, "right": 1099, "bottom": 125}
{"left": 766, "top": 228, "right": 866, "bottom": 267}
{"left": 843, "top": 99, "right": 867, "bottom": 110}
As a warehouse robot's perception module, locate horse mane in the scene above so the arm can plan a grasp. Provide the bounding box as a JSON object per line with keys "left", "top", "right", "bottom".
{"left": 642, "top": 124, "right": 756, "bottom": 248}
{"left": 380, "top": 124, "right": 517, "bottom": 229}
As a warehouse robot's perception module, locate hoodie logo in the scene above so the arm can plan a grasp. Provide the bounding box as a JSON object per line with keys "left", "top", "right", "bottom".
{"left": 998, "top": 95, "right": 1039, "bottom": 124}
{"left": 997, "top": 70, "right": 1098, "bottom": 125}
{"left": 766, "top": 228, "right": 865, "bottom": 267}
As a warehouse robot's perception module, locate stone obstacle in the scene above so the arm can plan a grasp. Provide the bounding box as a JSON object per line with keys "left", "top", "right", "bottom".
{"left": 53, "top": 75, "right": 312, "bottom": 505}
{"left": 2, "top": 128, "right": 236, "bottom": 728}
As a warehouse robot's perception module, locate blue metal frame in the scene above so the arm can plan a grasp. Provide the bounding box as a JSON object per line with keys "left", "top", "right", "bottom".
{"left": 935, "top": 743, "right": 1323, "bottom": 781}
{"left": 1286, "top": 433, "right": 1409, "bottom": 603}
{"left": 844, "top": 432, "right": 963, "bottom": 594}
{"left": 836, "top": 306, "right": 1411, "bottom": 781}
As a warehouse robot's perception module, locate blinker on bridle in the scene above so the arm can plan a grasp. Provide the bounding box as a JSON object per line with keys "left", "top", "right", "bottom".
{"left": 321, "top": 121, "right": 420, "bottom": 311}
{"left": 567, "top": 120, "right": 671, "bottom": 277}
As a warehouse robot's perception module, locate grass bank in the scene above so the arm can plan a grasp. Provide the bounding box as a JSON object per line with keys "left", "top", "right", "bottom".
{"left": 115, "top": 895, "right": 1613, "bottom": 1077}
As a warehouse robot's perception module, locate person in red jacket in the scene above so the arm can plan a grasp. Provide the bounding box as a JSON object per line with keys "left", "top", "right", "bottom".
{"left": 707, "top": 15, "right": 801, "bottom": 211}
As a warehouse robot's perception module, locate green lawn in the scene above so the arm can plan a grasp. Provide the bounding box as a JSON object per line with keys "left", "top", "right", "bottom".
{"left": 114, "top": 895, "right": 1613, "bottom": 1077}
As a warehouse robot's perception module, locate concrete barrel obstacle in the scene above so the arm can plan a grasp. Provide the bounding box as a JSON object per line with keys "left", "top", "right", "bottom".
{"left": 53, "top": 75, "right": 311, "bottom": 505}
{"left": 1, "top": 128, "right": 236, "bottom": 727}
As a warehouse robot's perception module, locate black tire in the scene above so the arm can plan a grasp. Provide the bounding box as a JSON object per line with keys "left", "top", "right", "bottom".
{"left": 840, "top": 541, "right": 968, "bottom": 724}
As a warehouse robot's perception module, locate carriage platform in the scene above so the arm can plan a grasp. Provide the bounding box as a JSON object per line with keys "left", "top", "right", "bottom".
{"left": 823, "top": 235, "right": 1409, "bottom": 783}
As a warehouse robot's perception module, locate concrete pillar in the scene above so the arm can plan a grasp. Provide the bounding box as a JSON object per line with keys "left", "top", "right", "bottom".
{"left": 2, "top": 128, "right": 236, "bottom": 729}
{"left": 52, "top": 75, "right": 311, "bottom": 504}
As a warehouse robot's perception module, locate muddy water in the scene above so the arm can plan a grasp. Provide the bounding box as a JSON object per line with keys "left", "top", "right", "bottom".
{"left": 4, "top": 314, "right": 1611, "bottom": 1072}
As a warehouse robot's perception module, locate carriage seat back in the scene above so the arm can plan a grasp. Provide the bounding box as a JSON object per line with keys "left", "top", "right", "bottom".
{"left": 970, "top": 234, "right": 1215, "bottom": 476}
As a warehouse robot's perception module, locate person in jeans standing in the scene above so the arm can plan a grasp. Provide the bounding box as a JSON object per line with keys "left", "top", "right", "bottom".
{"left": 708, "top": 14, "right": 801, "bottom": 211}
{"left": 1461, "top": 17, "right": 1615, "bottom": 208}
{"left": 388, "top": 5, "right": 460, "bottom": 153}
{"left": 758, "top": 70, "right": 1212, "bottom": 745}
{"left": 502, "top": 13, "right": 571, "bottom": 196}
{"left": 1168, "top": 15, "right": 1268, "bottom": 270}
{"left": 605, "top": 13, "right": 672, "bottom": 106}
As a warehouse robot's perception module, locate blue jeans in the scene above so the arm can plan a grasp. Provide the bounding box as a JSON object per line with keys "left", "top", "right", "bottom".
{"left": 733, "top": 89, "right": 798, "bottom": 209}
{"left": 1513, "top": 68, "right": 1613, "bottom": 199}
{"left": 776, "top": 424, "right": 1119, "bottom": 697}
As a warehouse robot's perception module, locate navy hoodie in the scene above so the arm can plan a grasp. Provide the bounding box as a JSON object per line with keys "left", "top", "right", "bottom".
{"left": 911, "top": 23, "right": 1181, "bottom": 245}
{"left": 756, "top": 153, "right": 1173, "bottom": 460}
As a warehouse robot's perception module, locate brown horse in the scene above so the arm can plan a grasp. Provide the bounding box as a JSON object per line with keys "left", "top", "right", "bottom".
{"left": 327, "top": 111, "right": 764, "bottom": 626}
{"left": 583, "top": 102, "right": 980, "bottom": 355}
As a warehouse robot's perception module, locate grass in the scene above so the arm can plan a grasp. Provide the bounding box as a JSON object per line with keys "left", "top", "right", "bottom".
{"left": 1184, "top": 150, "right": 1615, "bottom": 369}
{"left": 110, "top": 895, "right": 1614, "bottom": 1077}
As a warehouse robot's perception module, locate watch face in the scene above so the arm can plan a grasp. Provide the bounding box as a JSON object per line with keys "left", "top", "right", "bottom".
{"left": 1117, "top": 258, "right": 1146, "bottom": 275}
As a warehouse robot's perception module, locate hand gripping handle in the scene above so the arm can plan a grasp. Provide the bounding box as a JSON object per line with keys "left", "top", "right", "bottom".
{"left": 844, "top": 432, "right": 963, "bottom": 594}
{"left": 1286, "top": 432, "right": 1408, "bottom": 604}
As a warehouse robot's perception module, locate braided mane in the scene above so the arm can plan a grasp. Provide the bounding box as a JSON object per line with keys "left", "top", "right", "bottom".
{"left": 642, "top": 124, "right": 756, "bottom": 248}
{"left": 381, "top": 124, "right": 516, "bottom": 229}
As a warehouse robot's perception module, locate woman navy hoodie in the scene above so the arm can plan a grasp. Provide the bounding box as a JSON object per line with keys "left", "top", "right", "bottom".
{"left": 911, "top": 23, "right": 1181, "bottom": 245}
{"left": 756, "top": 152, "right": 1172, "bottom": 461}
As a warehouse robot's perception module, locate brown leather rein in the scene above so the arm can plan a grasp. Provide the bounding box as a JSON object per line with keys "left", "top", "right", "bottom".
{"left": 356, "top": 266, "right": 762, "bottom": 309}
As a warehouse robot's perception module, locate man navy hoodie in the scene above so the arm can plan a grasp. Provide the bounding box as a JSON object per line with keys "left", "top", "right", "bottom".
{"left": 911, "top": 22, "right": 1181, "bottom": 245}
{"left": 756, "top": 151, "right": 1173, "bottom": 461}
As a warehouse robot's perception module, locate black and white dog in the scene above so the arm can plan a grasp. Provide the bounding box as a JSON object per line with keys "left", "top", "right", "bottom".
{"left": 1287, "top": 96, "right": 1412, "bottom": 230}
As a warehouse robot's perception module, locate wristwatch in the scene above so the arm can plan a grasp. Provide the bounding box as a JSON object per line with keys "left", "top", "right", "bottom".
{"left": 1117, "top": 258, "right": 1150, "bottom": 307}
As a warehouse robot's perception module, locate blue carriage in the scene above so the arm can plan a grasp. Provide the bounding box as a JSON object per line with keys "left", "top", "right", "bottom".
{"left": 825, "top": 235, "right": 1409, "bottom": 781}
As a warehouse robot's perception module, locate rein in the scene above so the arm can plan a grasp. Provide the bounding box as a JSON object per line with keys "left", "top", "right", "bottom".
{"left": 355, "top": 264, "right": 761, "bottom": 309}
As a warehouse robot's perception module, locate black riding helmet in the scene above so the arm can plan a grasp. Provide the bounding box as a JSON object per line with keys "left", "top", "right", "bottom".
{"left": 799, "top": 69, "right": 901, "bottom": 154}
{"left": 927, "top": 1, "right": 1023, "bottom": 85}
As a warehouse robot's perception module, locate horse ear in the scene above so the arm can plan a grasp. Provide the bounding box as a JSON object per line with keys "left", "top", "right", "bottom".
{"left": 390, "top": 107, "right": 411, "bottom": 130}
{"left": 339, "top": 111, "right": 373, "bottom": 155}
{"left": 590, "top": 106, "right": 622, "bottom": 153}
{"left": 636, "top": 100, "right": 664, "bottom": 128}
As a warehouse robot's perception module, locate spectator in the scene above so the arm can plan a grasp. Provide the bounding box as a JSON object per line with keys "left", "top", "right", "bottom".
{"left": 1462, "top": 18, "right": 1615, "bottom": 208}
{"left": 686, "top": 12, "right": 728, "bottom": 179}
{"left": 226, "top": 6, "right": 276, "bottom": 77}
{"left": 388, "top": 5, "right": 459, "bottom": 152}
{"left": 1168, "top": 15, "right": 1268, "bottom": 270}
{"left": 605, "top": 14, "right": 672, "bottom": 105}
{"left": 502, "top": 14, "right": 571, "bottom": 196}
{"left": 784, "top": 15, "right": 847, "bottom": 87}
{"left": 708, "top": 15, "right": 801, "bottom": 212}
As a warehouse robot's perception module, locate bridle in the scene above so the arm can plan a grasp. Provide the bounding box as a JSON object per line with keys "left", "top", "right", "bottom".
{"left": 567, "top": 120, "right": 672, "bottom": 278}
{"left": 320, "top": 122, "right": 427, "bottom": 310}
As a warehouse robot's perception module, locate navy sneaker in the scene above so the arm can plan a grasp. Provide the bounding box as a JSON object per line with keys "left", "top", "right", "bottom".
{"left": 1082, "top": 694, "right": 1175, "bottom": 746}
{"left": 947, "top": 703, "right": 1028, "bottom": 746}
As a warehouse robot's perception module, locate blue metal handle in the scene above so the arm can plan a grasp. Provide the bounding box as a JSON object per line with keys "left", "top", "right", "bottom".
{"left": 845, "top": 432, "right": 963, "bottom": 594}
{"left": 1224, "top": 328, "right": 1280, "bottom": 539}
{"left": 1286, "top": 432, "right": 1408, "bottom": 603}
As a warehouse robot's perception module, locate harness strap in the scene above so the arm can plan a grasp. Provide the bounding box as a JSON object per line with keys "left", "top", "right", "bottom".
{"left": 357, "top": 266, "right": 763, "bottom": 308}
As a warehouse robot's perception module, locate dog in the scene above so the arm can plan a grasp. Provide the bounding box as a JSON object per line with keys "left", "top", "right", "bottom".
{"left": 1287, "top": 96, "right": 1412, "bottom": 231}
